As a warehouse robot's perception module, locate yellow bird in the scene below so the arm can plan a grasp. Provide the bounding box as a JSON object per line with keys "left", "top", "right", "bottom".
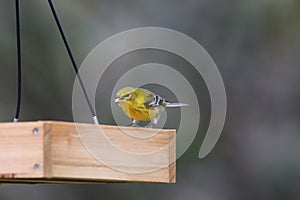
{"left": 114, "top": 87, "right": 188, "bottom": 127}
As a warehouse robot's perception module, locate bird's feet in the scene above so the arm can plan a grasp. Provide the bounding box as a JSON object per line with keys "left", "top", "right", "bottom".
{"left": 127, "top": 119, "right": 139, "bottom": 127}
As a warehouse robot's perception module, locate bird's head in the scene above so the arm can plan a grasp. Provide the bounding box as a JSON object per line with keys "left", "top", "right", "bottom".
{"left": 114, "top": 87, "right": 135, "bottom": 103}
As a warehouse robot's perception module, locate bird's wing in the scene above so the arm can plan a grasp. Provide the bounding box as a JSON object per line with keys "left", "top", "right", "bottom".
{"left": 131, "top": 88, "right": 152, "bottom": 108}
{"left": 146, "top": 94, "right": 165, "bottom": 108}
{"left": 133, "top": 88, "right": 165, "bottom": 108}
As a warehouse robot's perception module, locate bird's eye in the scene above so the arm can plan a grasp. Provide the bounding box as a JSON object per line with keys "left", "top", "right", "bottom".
{"left": 123, "top": 93, "right": 131, "bottom": 98}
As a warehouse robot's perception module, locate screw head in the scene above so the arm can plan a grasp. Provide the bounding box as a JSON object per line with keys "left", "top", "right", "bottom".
{"left": 33, "top": 128, "right": 40, "bottom": 135}
{"left": 34, "top": 164, "right": 41, "bottom": 171}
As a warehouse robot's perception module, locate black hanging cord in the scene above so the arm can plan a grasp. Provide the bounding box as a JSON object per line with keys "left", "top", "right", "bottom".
{"left": 14, "top": 0, "right": 21, "bottom": 122}
{"left": 47, "top": 0, "right": 99, "bottom": 124}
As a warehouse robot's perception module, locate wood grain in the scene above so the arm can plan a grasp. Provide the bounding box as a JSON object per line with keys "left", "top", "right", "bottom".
{"left": 0, "top": 121, "right": 176, "bottom": 183}
{"left": 0, "top": 122, "right": 45, "bottom": 178}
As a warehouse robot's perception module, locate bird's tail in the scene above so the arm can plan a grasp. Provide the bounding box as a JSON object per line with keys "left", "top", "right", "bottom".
{"left": 165, "top": 102, "right": 189, "bottom": 108}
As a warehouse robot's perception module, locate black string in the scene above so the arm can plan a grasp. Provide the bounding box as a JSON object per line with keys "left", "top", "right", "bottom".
{"left": 14, "top": 0, "right": 21, "bottom": 122}
{"left": 47, "top": 0, "right": 97, "bottom": 118}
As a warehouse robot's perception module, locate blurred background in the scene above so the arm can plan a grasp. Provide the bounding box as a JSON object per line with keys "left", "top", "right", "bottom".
{"left": 0, "top": 0, "right": 300, "bottom": 199}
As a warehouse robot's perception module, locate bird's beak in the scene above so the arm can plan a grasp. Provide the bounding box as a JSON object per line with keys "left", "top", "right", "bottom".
{"left": 114, "top": 97, "right": 123, "bottom": 103}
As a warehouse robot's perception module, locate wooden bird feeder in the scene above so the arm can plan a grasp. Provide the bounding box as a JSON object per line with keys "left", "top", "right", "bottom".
{"left": 2, "top": 1, "right": 176, "bottom": 184}
{"left": 0, "top": 121, "right": 176, "bottom": 183}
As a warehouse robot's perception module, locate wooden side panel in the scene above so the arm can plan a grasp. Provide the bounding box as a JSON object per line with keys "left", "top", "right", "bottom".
{"left": 47, "top": 121, "right": 176, "bottom": 183}
{"left": 169, "top": 130, "right": 176, "bottom": 183}
{"left": 0, "top": 122, "right": 45, "bottom": 178}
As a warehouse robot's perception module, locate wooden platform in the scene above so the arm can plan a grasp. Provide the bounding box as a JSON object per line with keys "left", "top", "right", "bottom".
{"left": 0, "top": 121, "right": 176, "bottom": 184}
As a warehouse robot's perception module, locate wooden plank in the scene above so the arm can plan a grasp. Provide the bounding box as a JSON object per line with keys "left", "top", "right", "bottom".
{"left": 0, "top": 121, "right": 176, "bottom": 183}
{"left": 0, "top": 122, "right": 45, "bottom": 178}
{"left": 48, "top": 121, "right": 175, "bottom": 183}
{"left": 169, "top": 130, "right": 176, "bottom": 183}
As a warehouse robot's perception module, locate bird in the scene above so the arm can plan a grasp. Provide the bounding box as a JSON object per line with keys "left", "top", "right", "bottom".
{"left": 114, "top": 87, "right": 188, "bottom": 127}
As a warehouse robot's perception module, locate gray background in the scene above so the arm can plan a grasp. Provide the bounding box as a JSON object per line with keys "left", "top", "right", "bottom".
{"left": 0, "top": 0, "right": 300, "bottom": 199}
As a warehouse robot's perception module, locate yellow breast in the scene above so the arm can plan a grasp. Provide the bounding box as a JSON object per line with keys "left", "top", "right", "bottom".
{"left": 119, "top": 101, "right": 151, "bottom": 121}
